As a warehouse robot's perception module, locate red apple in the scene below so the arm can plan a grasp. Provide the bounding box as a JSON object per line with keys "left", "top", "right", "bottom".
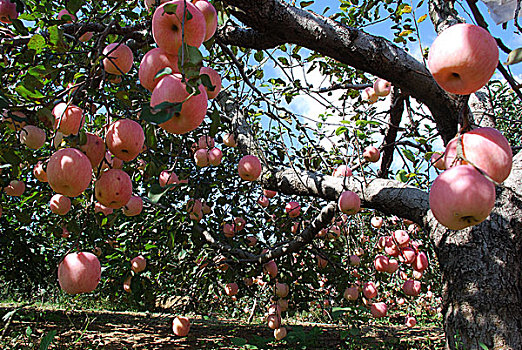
{"left": 374, "top": 255, "right": 389, "bottom": 272}
{"left": 371, "top": 216, "right": 383, "bottom": 229}
{"left": 33, "top": 162, "right": 48, "bottom": 182}
{"left": 52, "top": 103, "right": 84, "bottom": 136}
{"left": 263, "top": 189, "right": 277, "bottom": 198}
{"left": 371, "top": 302, "right": 388, "bottom": 318}
{"left": 194, "top": 148, "right": 210, "bottom": 167}
{"left": 57, "top": 9, "right": 76, "bottom": 22}
{"left": 403, "top": 279, "right": 422, "bottom": 296}
{"left": 123, "top": 195, "right": 143, "bottom": 216}
{"left": 393, "top": 230, "right": 410, "bottom": 247}
{"left": 131, "top": 255, "right": 146, "bottom": 273}
{"left": 4, "top": 180, "right": 25, "bottom": 196}
{"left": 257, "top": 195, "right": 269, "bottom": 207}
{"left": 430, "top": 151, "right": 446, "bottom": 170}
{"left": 238, "top": 155, "right": 262, "bottom": 181}
{"left": 50, "top": 194, "right": 71, "bottom": 215}
{"left": 105, "top": 119, "right": 144, "bottom": 162}
{"left": 429, "top": 165, "right": 496, "bottom": 230}
{"left": 123, "top": 276, "right": 132, "bottom": 293}
{"left": 223, "top": 133, "right": 237, "bottom": 147}
{"left": 385, "top": 258, "right": 399, "bottom": 273}
{"left": 263, "top": 260, "right": 278, "bottom": 278}
{"left": 277, "top": 299, "right": 289, "bottom": 312}
{"left": 139, "top": 47, "right": 179, "bottom": 92}
{"left": 172, "top": 316, "right": 190, "bottom": 337}
{"left": 225, "top": 282, "right": 239, "bottom": 296}
{"left": 363, "top": 146, "right": 380, "bottom": 162}
{"left": 0, "top": 0, "right": 18, "bottom": 23}
{"left": 20, "top": 125, "right": 46, "bottom": 149}
{"left": 208, "top": 148, "right": 222, "bottom": 166}
{"left": 332, "top": 164, "right": 352, "bottom": 177}
{"left": 200, "top": 67, "right": 222, "bottom": 99}
{"left": 361, "top": 87, "right": 378, "bottom": 103}
{"left": 338, "top": 190, "right": 361, "bottom": 215}
{"left": 58, "top": 252, "right": 101, "bottom": 294}
{"left": 413, "top": 251, "right": 429, "bottom": 272}
{"left": 373, "top": 78, "right": 392, "bottom": 96}
{"left": 398, "top": 247, "right": 416, "bottom": 264}
{"left": 267, "top": 314, "right": 281, "bottom": 330}
{"left": 94, "top": 169, "right": 133, "bottom": 209}
{"left": 95, "top": 202, "right": 113, "bottom": 216}
{"left": 362, "top": 282, "right": 377, "bottom": 299}
{"left": 274, "top": 327, "right": 287, "bottom": 340}
{"left": 246, "top": 235, "right": 257, "bottom": 246}
{"left": 80, "top": 133, "right": 106, "bottom": 168}
{"left": 159, "top": 171, "right": 179, "bottom": 187}
{"left": 79, "top": 32, "right": 93, "bottom": 42}
{"left": 285, "top": 201, "right": 301, "bottom": 218}
{"left": 344, "top": 286, "right": 359, "bottom": 301}
{"left": 47, "top": 148, "right": 93, "bottom": 197}
{"left": 349, "top": 255, "right": 360, "bottom": 266}
{"left": 275, "top": 283, "right": 289, "bottom": 298}
{"left": 428, "top": 23, "right": 499, "bottom": 95}
{"left": 103, "top": 43, "right": 134, "bottom": 75}
{"left": 405, "top": 316, "right": 417, "bottom": 328}
{"left": 192, "top": 0, "right": 217, "bottom": 41}
{"left": 197, "top": 135, "right": 215, "bottom": 149}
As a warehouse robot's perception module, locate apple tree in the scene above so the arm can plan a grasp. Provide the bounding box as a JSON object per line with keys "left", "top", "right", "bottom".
{"left": 0, "top": 0, "right": 521, "bottom": 349}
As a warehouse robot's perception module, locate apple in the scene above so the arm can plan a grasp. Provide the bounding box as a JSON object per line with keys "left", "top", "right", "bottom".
{"left": 80, "top": 133, "right": 106, "bottom": 168}
{"left": 139, "top": 47, "right": 179, "bottom": 92}
{"left": 246, "top": 235, "right": 257, "bottom": 246}
{"left": 257, "top": 195, "right": 269, "bottom": 207}
{"left": 405, "top": 316, "right": 417, "bottom": 328}
{"left": 363, "top": 146, "right": 380, "bottom": 162}
{"left": 58, "top": 252, "right": 101, "bottom": 294}
{"left": 223, "top": 133, "right": 237, "bottom": 147}
{"left": 275, "top": 283, "right": 289, "bottom": 298}
{"left": 47, "top": 148, "right": 93, "bottom": 197}
{"left": 263, "top": 189, "right": 277, "bottom": 198}
{"left": 33, "top": 162, "right": 48, "bottom": 182}
{"left": 123, "top": 276, "right": 132, "bottom": 293}
{"left": 263, "top": 260, "right": 278, "bottom": 278}
{"left": 225, "top": 282, "right": 239, "bottom": 296}
{"left": 430, "top": 152, "right": 446, "bottom": 170}
{"left": 52, "top": 103, "right": 84, "bottom": 136}
{"left": 285, "top": 201, "right": 301, "bottom": 218}
{"left": 349, "top": 255, "right": 360, "bottom": 266}
{"left": 384, "top": 237, "right": 400, "bottom": 257}
{"left": 79, "top": 32, "right": 93, "bottom": 42}
{"left": 234, "top": 217, "right": 246, "bottom": 231}
{"left": 159, "top": 171, "right": 179, "bottom": 187}
{"left": 398, "top": 247, "right": 416, "bottom": 264}
{"left": 343, "top": 286, "right": 359, "bottom": 301}
{"left": 95, "top": 202, "right": 113, "bottom": 216}
{"left": 238, "top": 155, "right": 262, "bottom": 181}
{"left": 50, "top": 194, "right": 71, "bottom": 215}
{"left": 443, "top": 127, "right": 512, "bottom": 183}
{"left": 429, "top": 164, "right": 496, "bottom": 230}
{"left": 361, "top": 87, "right": 378, "bottom": 103}
{"left": 412, "top": 270, "right": 423, "bottom": 279}
{"left": 370, "top": 302, "right": 387, "bottom": 318}
{"left": 413, "top": 251, "right": 429, "bottom": 272}
{"left": 393, "top": 230, "right": 410, "bottom": 247}
{"left": 403, "top": 279, "right": 422, "bottom": 296}
{"left": 428, "top": 23, "right": 499, "bottom": 95}
{"left": 103, "top": 43, "right": 134, "bottom": 75}
{"left": 338, "top": 190, "right": 361, "bottom": 215}
{"left": 277, "top": 299, "right": 289, "bottom": 312}
{"left": 362, "top": 282, "right": 377, "bottom": 299}
{"left": 194, "top": 148, "right": 210, "bottom": 167}
{"left": 151, "top": 74, "right": 208, "bottom": 134}
{"left": 123, "top": 195, "right": 143, "bottom": 216}
{"left": 105, "top": 119, "right": 145, "bottom": 162}
{"left": 152, "top": 1, "right": 206, "bottom": 55}
{"left": 197, "top": 135, "right": 215, "bottom": 149}
{"left": 94, "top": 169, "right": 133, "bottom": 209}
{"left": 373, "top": 78, "right": 392, "bottom": 96}
{"left": 371, "top": 216, "right": 383, "bottom": 229}
{"left": 223, "top": 223, "right": 235, "bottom": 238}
{"left": 267, "top": 314, "right": 281, "bottom": 330}
{"left": 202, "top": 202, "right": 211, "bottom": 214}
{"left": 131, "top": 255, "right": 146, "bottom": 273}
{"left": 0, "top": 0, "right": 18, "bottom": 23}
{"left": 57, "top": 9, "right": 76, "bottom": 22}
{"left": 274, "top": 327, "right": 287, "bottom": 340}
{"left": 244, "top": 277, "right": 254, "bottom": 286}
{"left": 374, "top": 255, "right": 389, "bottom": 272}
{"left": 193, "top": 0, "right": 218, "bottom": 41}
{"left": 200, "top": 67, "right": 222, "bottom": 99}
{"left": 385, "top": 258, "right": 399, "bottom": 273}
{"left": 19, "top": 125, "right": 46, "bottom": 149}
{"left": 4, "top": 180, "right": 25, "bottom": 196}
{"left": 172, "top": 316, "right": 190, "bottom": 337}
{"left": 332, "top": 164, "right": 352, "bottom": 177}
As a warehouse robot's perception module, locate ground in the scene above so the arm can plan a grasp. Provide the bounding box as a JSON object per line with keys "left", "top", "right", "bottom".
{"left": 0, "top": 304, "right": 444, "bottom": 349}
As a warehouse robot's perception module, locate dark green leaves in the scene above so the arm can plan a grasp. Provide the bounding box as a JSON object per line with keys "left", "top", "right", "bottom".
{"left": 140, "top": 102, "right": 183, "bottom": 125}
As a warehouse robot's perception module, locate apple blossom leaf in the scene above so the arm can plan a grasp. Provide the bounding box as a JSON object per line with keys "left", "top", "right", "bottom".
{"left": 335, "top": 126, "right": 348, "bottom": 136}
{"left": 396, "top": 169, "right": 408, "bottom": 183}
{"left": 11, "top": 18, "right": 28, "bottom": 36}
{"left": 154, "top": 67, "right": 172, "bottom": 81}
{"left": 417, "top": 14, "right": 427, "bottom": 23}
{"left": 505, "top": 47, "right": 522, "bottom": 66}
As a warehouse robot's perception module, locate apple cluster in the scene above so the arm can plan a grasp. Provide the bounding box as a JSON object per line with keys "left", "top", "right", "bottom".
{"left": 361, "top": 78, "right": 392, "bottom": 103}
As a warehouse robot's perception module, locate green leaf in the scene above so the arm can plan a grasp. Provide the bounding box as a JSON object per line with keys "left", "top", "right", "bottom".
{"left": 335, "top": 126, "right": 348, "bottom": 136}
{"left": 402, "top": 148, "right": 416, "bottom": 162}
{"left": 230, "top": 337, "right": 248, "bottom": 346}
{"left": 506, "top": 47, "right": 522, "bottom": 65}
{"left": 154, "top": 67, "right": 172, "bottom": 81}
{"left": 200, "top": 73, "right": 215, "bottom": 92}
{"left": 66, "top": 0, "right": 84, "bottom": 14}
{"left": 209, "top": 109, "right": 221, "bottom": 138}
{"left": 163, "top": 3, "right": 178, "bottom": 14}
{"left": 39, "top": 330, "right": 56, "bottom": 350}
{"left": 300, "top": 1, "right": 314, "bottom": 8}
{"left": 140, "top": 102, "right": 182, "bottom": 124}
{"left": 48, "top": 26, "right": 66, "bottom": 51}
{"left": 147, "top": 184, "right": 172, "bottom": 204}
{"left": 254, "top": 50, "right": 264, "bottom": 62}
{"left": 27, "top": 34, "right": 46, "bottom": 53}
{"left": 396, "top": 169, "right": 408, "bottom": 183}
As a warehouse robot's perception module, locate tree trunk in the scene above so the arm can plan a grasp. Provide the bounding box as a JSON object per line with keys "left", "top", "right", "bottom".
{"left": 429, "top": 152, "right": 522, "bottom": 349}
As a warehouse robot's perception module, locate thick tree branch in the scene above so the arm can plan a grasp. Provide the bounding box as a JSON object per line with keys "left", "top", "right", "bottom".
{"left": 378, "top": 90, "right": 406, "bottom": 178}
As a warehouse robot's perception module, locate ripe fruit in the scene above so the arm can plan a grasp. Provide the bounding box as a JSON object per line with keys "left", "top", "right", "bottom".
{"left": 50, "top": 194, "right": 71, "bottom": 215}
{"left": 95, "top": 202, "right": 113, "bottom": 216}
{"left": 338, "top": 191, "right": 361, "bottom": 215}
{"left": 105, "top": 119, "right": 145, "bottom": 162}
{"left": 102, "top": 43, "right": 134, "bottom": 75}
{"left": 398, "top": 247, "right": 416, "bottom": 264}
{"left": 52, "top": 103, "right": 84, "bottom": 136}
{"left": 371, "top": 216, "right": 383, "bottom": 229}
{"left": 274, "top": 327, "right": 287, "bottom": 340}
{"left": 123, "top": 276, "right": 132, "bottom": 293}
{"left": 344, "top": 286, "right": 359, "bottom": 301}
{"left": 385, "top": 258, "right": 399, "bottom": 273}
{"left": 263, "top": 189, "right": 277, "bottom": 198}
{"left": 263, "top": 260, "right": 278, "bottom": 278}
{"left": 172, "top": 316, "right": 190, "bottom": 337}
{"left": 257, "top": 195, "right": 269, "bottom": 207}
{"left": 275, "top": 283, "right": 289, "bottom": 298}
{"left": 194, "top": 148, "right": 209, "bottom": 167}
{"left": 95, "top": 169, "right": 133, "bottom": 209}
{"left": 223, "top": 133, "right": 237, "bottom": 147}
{"left": 159, "top": 171, "right": 179, "bottom": 187}
{"left": 267, "top": 314, "right": 281, "bottom": 329}
{"left": 246, "top": 235, "right": 257, "bottom": 246}
{"left": 151, "top": 74, "right": 208, "bottom": 134}
{"left": 285, "top": 201, "right": 301, "bottom": 218}
{"left": 131, "top": 255, "right": 146, "bottom": 273}
{"left": 20, "top": 125, "right": 46, "bottom": 149}
{"left": 443, "top": 127, "right": 512, "bottom": 183}
{"left": 223, "top": 223, "right": 235, "bottom": 238}
{"left": 429, "top": 165, "right": 496, "bottom": 230}
{"left": 80, "top": 133, "right": 106, "bottom": 168}
{"left": 403, "top": 279, "right": 422, "bottom": 296}
{"left": 349, "top": 255, "right": 360, "bottom": 266}
{"left": 193, "top": 0, "right": 218, "bottom": 41}
{"left": 277, "top": 299, "right": 289, "bottom": 312}
{"left": 57, "top": 9, "right": 76, "bottom": 22}
{"left": 332, "top": 165, "right": 352, "bottom": 177}
{"left": 430, "top": 152, "right": 445, "bottom": 170}
{"left": 225, "top": 282, "right": 239, "bottom": 296}
{"left": 200, "top": 67, "right": 222, "bottom": 99}
{"left": 123, "top": 195, "right": 143, "bottom": 216}
{"left": 413, "top": 251, "right": 429, "bottom": 272}
{"left": 0, "top": 0, "right": 18, "bottom": 23}
{"left": 152, "top": 1, "right": 206, "bottom": 55}
{"left": 362, "top": 282, "right": 377, "bottom": 299}
{"left": 139, "top": 47, "right": 179, "bottom": 92}
{"left": 405, "top": 316, "right": 417, "bottom": 328}
{"left": 4, "top": 180, "right": 25, "bottom": 196}
{"left": 363, "top": 146, "right": 380, "bottom": 162}
{"left": 197, "top": 136, "right": 215, "bottom": 149}
{"left": 393, "top": 230, "right": 410, "bottom": 247}
{"left": 370, "top": 302, "right": 388, "bottom": 318}
{"left": 428, "top": 23, "right": 499, "bottom": 95}
{"left": 58, "top": 252, "right": 101, "bottom": 294}
{"left": 373, "top": 78, "right": 392, "bottom": 96}
{"left": 374, "top": 255, "right": 389, "bottom": 272}
{"left": 79, "top": 32, "right": 93, "bottom": 42}
{"left": 33, "top": 162, "right": 48, "bottom": 182}
{"left": 47, "top": 148, "right": 93, "bottom": 197}
{"left": 384, "top": 237, "right": 400, "bottom": 257}
{"left": 361, "top": 87, "right": 378, "bottom": 103}
{"left": 238, "top": 155, "right": 262, "bottom": 181}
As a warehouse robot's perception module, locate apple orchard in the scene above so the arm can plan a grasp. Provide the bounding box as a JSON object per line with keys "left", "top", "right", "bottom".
{"left": 0, "top": 0, "right": 521, "bottom": 349}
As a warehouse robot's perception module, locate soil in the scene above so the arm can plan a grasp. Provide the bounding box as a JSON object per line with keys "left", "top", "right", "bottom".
{"left": 0, "top": 304, "right": 444, "bottom": 349}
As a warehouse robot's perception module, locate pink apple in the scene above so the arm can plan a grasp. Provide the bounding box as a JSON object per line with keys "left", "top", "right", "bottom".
{"left": 172, "top": 316, "right": 190, "bottom": 337}
{"left": 338, "top": 190, "right": 361, "bottom": 215}
{"left": 362, "top": 282, "right": 377, "bottom": 299}
{"left": 429, "top": 165, "right": 496, "bottom": 230}
{"left": 371, "top": 216, "right": 383, "bottom": 229}
{"left": 159, "top": 171, "right": 179, "bottom": 187}
{"left": 405, "top": 316, "right": 417, "bottom": 328}
{"left": 413, "top": 251, "right": 429, "bottom": 272}
{"left": 267, "top": 314, "right": 281, "bottom": 330}
{"left": 50, "top": 194, "right": 71, "bottom": 215}
{"left": 285, "top": 201, "right": 301, "bottom": 218}
{"left": 275, "top": 283, "right": 289, "bottom": 298}
{"left": 344, "top": 286, "right": 359, "bottom": 301}
{"left": 238, "top": 155, "right": 262, "bottom": 181}
{"left": 225, "top": 282, "right": 239, "bottom": 296}
{"left": 105, "top": 119, "right": 144, "bottom": 162}
{"left": 123, "top": 276, "right": 132, "bottom": 293}
{"left": 257, "top": 195, "right": 269, "bottom": 207}
{"left": 363, "top": 146, "right": 380, "bottom": 162}
{"left": 4, "top": 180, "right": 25, "bottom": 196}
{"left": 152, "top": 1, "right": 206, "bottom": 55}
{"left": 263, "top": 260, "right": 278, "bottom": 278}
{"left": 361, "top": 87, "right": 378, "bottom": 103}
{"left": 47, "top": 148, "right": 93, "bottom": 197}
{"left": 223, "top": 133, "right": 237, "bottom": 147}
{"left": 33, "top": 162, "right": 48, "bottom": 182}
{"left": 370, "top": 302, "right": 387, "bottom": 318}
{"left": 385, "top": 258, "right": 399, "bottom": 273}
{"left": 194, "top": 148, "right": 209, "bottom": 167}
{"left": 19, "top": 125, "right": 46, "bottom": 149}
{"left": 78, "top": 133, "right": 105, "bottom": 168}
{"left": 384, "top": 237, "right": 400, "bottom": 257}
{"left": 223, "top": 223, "right": 235, "bottom": 238}
{"left": 94, "top": 169, "right": 132, "bottom": 209}
{"left": 52, "top": 103, "right": 84, "bottom": 136}
{"left": 373, "top": 78, "right": 392, "bottom": 96}
{"left": 200, "top": 67, "right": 222, "bottom": 99}
{"left": 123, "top": 195, "right": 143, "bottom": 216}
{"left": 332, "top": 164, "right": 353, "bottom": 177}
{"left": 208, "top": 148, "right": 222, "bottom": 166}
{"left": 274, "top": 327, "right": 287, "bottom": 340}
{"left": 103, "top": 43, "right": 134, "bottom": 75}
{"left": 57, "top": 9, "right": 76, "bottom": 22}
{"left": 192, "top": 0, "right": 218, "bottom": 41}
{"left": 246, "top": 235, "right": 257, "bottom": 246}
{"left": 197, "top": 135, "right": 215, "bottom": 149}
{"left": 131, "top": 255, "right": 146, "bottom": 273}
{"left": 0, "top": 0, "right": 18, "bottom": 23}
{"left": 263, "top": 189, "right": 277, "bottom": 198}
{"left": 139, "top": 47, "right": 179, "bottom": 92}
{"left": 428, "top": 23, "right": 499, "bottom": 95}
{"left": 398, "top": 247, "right": 416, "bottom": 264}
{"left": 58, "top": 252, "right": 101, "bottom": 294}
{"left": 374, "top": 255, "right": 389, "bottom": 272}
{"left": 94, "top": 202, "right": 113, "bottom": 216}
{"left": 393, "top": 230, "right": 410, "bottom": 247}
{"left": 79, "top": 32, "right": 93, "bottom": 42}
{"left": 443, "top": 127, "right": 512, "bottom": 183}
{"left": 150, "top": 74, "right": 208, "bottom": 134}
{"left": 403, "top": 279, "right": 422, "bottom": 296}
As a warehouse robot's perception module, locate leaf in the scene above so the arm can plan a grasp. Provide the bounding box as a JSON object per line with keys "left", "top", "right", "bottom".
{"left": 39, "top": 330, "right": 57, "bottom": 350}
{"left": 335, "top": 126, "right": 348, "bottom": 136}
{"left": 300, "top": 1, "right": 314, "bottom": 8}
{"left": 2, "top": 309, "right": 16, "bottom": 322}
{"left": 66, "top": 0, "right": 84, "bottom": 14}
{"left": 27, "top": 34, "right": 46, "bottom": 53}
{"left": 402, "top": 148, "right": 416, "bottom": 162}
{"left": 399, "top": 30, "right": 413, "bottom": 37}
{"left": 154, "top": 67, "right": 172, "bottom": 81}
{"left": 199, "top": 73, "right": 215, "bottom": 92}
{"left": 163, "top": 3, "right": 178, "bottom": 14}
{"left": 417, "top": 14, "right": 427, "bottom": 23}
{"left": 209, "top": 109, "right": 221, "bottom": 137}
{"left": 396, "top": 169, "right": 408, "bottom": 183}
{"left": 478, "top": 343, "right": 489, "bottom": 350}
{"left": 506, "top": 47, "right": 522, "bottom": 65}
{"left": 140, "top": 102, "right": 182, "bottom": 124}
{"left": 147, "top": 184, "right": 172, "bottom": 204}
{"left": 254, "top": 50, "right": 264, "bottom": 62}
{"left": 230, "top": 337, "right": 248, "bottom": 346}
